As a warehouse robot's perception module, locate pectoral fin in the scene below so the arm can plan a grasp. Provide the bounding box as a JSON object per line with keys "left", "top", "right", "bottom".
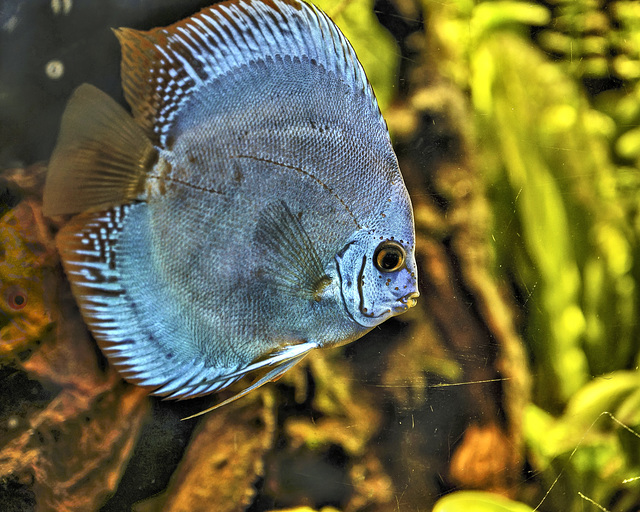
{"left": 255, "top": 200, "right": 330, "bottom": 301}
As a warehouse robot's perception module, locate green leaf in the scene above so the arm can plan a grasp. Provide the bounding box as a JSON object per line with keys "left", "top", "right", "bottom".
{"left": 616, "top": 387, "right": 640, "bottom": 427}
{"left": 471, "top": 1, "right": 550, "bottom": 40}
{"left": 565, "top": 371, "right": 640, "bottom": 428}
{"left": 616, "top": 126, "right": 640, "bottom": 160}
{"left": 433, "top": 491, "right": 535, "bottom": 512}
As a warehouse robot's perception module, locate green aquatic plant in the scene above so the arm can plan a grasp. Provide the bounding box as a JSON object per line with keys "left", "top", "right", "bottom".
{"left": 433, "top": 490, "right": 536, "bottom": 512}
{"left": 421, "top": 0, "right": 640, "bottom": 509}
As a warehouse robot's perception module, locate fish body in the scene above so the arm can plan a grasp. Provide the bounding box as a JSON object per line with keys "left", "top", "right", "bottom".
{"left": 43, "top": 0, "right": 418, "bottom": 404}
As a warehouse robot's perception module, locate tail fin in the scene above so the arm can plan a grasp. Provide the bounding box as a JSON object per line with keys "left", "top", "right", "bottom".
{"left": 43, "top": 84, "right": 156, "bottom": 216}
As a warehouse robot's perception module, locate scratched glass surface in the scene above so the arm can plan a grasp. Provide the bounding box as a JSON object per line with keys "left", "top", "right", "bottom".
{"left": 1, "top": 1, "right": 639, "bottom": 511}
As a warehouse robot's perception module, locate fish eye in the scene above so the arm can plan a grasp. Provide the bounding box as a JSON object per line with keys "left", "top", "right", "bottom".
{"left": 6, "top": 286, "right": 27, "bottom": 311}
{"left": 374, "top": 241, "right": 406, "bottom": 273}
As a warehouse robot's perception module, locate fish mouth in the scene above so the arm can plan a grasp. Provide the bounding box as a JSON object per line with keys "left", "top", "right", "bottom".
{"left": 357, "top": 290, "right": 419, "bottom": 320}
{"left": 397, "top": 291, "right": 419, "bottom": 311}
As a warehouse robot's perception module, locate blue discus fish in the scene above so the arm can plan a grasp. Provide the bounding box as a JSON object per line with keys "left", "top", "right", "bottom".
{"left": 43, "top": 0, "right": 418, "bottom": 409}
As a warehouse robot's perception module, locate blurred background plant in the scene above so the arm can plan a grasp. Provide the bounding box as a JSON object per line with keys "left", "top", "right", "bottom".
{"left": 416, "top": 0, "right": 640, "bottom": 510}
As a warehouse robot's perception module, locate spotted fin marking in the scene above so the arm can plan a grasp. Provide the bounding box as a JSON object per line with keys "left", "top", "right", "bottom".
{"left": 43, "top": 84, "right": 156, "bottom": 216}
{"left": 114, "top": 0, "right": 384, "bottom": 147}
{"left": 181, "top": 341, "right": 317, "bottom": 420}
{"left": 56, "top": 206, "right": 146, "bottom": 355}
{"left": 256, "top": 200, "right": 330, "bottom": 300}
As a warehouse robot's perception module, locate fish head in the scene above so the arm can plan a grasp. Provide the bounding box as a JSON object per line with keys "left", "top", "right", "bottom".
{"left": 335, "top": 191, "right": 419, "bottom": 328}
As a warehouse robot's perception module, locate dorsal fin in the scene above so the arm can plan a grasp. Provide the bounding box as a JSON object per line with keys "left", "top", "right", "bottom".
{"left": 114, "top": 0, "right": 383, "bottom": 147}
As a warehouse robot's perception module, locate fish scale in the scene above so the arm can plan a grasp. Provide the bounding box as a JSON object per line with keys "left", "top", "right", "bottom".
{"left": 43, "top": 0, "right": 419, "bottom": 412}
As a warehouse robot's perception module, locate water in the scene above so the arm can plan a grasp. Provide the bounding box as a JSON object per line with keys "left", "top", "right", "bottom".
{"left": 2, "top": 1, "right": 640, "bottom": 511}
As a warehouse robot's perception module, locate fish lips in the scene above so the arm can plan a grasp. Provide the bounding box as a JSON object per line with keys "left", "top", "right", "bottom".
{"left": 366, "top": 269, "right": 419, "bottom": 319}
{"left": 397, "top": 290, "right": 420, "bottom": 311}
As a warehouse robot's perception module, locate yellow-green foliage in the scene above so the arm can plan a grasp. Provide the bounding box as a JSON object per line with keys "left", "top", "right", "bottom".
{"left": 433, "top": 490, "right": 536, "bottom": 512}
{"left": 425, "top": 0, "right": 640, "bottom": 510}
{"left": 475, "top": 31, "right": 638, "bottom": 403}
